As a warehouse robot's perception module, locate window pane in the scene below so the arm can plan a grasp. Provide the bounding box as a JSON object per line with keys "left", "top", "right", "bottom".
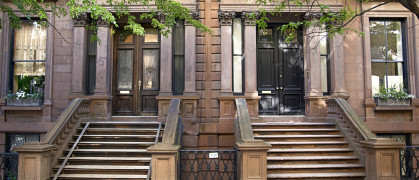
{"left": 7, "top": 133, "right": 40, "bottom": 152}
{"left": 370, "top": 21, "right": 386, "bottom": 61}
{"left": 144, "top": 28, "right": 159, "bottom": 43}
{"left": 319, "top": 36, "right": 327, "bottom": 55}
{"left": 117, "top": 50, "right": 133, "bottom": 90}
{"left": 172, "top": 20, "right": 185, "bottom": 95}
{"left": 233, "top": 56, "right": 243, "bottom": 93}
{"left": 386, "top": 62, "right": 404, "bottom": 88}
{"left": 320, "top": 56, "right": 328, "bottom": 93}
{"left": 119, "top": 30, "right": 133, "bottom": 43}
{"left": 258, "top": 29, "right": 272, "bottom": 42}
{"left": 233, "top": 18, "right": 242, "bottom": 55}
{"left": 386, "top": 21, "right": 403, "bottom": 61}
{"left": 14, "top": 22, "right": 46, "bottom": 61}
{"left": 143, "top": 50, "right": 159, "bottom": 89}
{"left": 14, "top": 62, "right": 45, "bottom": 76}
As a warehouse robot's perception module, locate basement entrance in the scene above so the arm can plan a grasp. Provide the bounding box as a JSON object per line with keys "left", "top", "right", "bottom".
{"left": 112, "top": 27, "right": 160, "bottom": 116}
{"left": 257, "top": 24, "right": 304, "bottom": 115}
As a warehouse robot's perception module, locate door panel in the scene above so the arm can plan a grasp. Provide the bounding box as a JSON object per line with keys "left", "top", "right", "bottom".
{"left": 258, "top": 25, "right": 304, "bottom": 115}
{"left": 113, "top": 28, "right": 159, "bottom": 116}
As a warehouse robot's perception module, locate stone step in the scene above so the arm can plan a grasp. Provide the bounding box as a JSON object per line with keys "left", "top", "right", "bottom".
{"left": 253, "top": 128, "right": 339, "bottom": 132}
{"left": 268, "top": 148, "right": 354, "bottom": 153}
{"left": 111, "top": 116, "right": 159, "bottom": 122}
{"left": 268, "top": 156, "right": 358, "bottom": 161}
{"left": 256, "top": 135, "right": 344, "bottom": 139}
{"left": 54, "top": 165, "right": 149, "bottom": 170}
{"left": 268, "top": 148, "right": 354, "bottom": 156}
{"left": 268, "top": 164, "right": 364, "bottom": 169}
{"left": 68, "top": 149, "right": 147, "bottom": 153}
{"left": 267, "top": 172, "right": 366, "bottom": 179}
{"left": 83, "top": 121, "right": 161, "bottom": 125}
{"left": 252, "top": 123, "right": 336, "bottom": 129}
{"left": 59, "top": 157, "right": 151, "bottom": 161}
{"left": 57, "top": 174, "right": 147, "bottom": 179}
{"left": 71, "top": 141, "right": 155, "bottom": 145}
{"left": 266, "top": 141, "right": 349, "bottom": 148}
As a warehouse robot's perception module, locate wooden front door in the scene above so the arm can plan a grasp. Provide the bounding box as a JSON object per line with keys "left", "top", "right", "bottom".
{"left": 257, "top": 25, "right": 304, "bottom": 115}
{"left": 113, "top": 28, "right": 160, "bottom": 116}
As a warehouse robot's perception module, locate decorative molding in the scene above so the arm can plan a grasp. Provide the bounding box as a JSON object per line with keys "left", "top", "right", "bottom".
{"left": 97, "top": 18, "right": 110, "bottom": 27}
{"left": 304, "top": 12, "right": 322, "bottom": 21}
{"left": 218, "top": 11, "right": 236, "bottom": 25}
{"left": 241, "top": 11, "right": 259, "bottom": 26}
{"left": 73, "top": 13, "right": 88, "bottom": 27}
{"left": 158, "top": 12, "right": 167, "bottom": 23}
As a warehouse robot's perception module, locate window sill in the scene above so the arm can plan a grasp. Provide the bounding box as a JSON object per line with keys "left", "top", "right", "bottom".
{"left": 374, "top": 106, "right": 414, "bottom": 111}
{"left": 2, "top": 106, "right": 43, "bottom": 111}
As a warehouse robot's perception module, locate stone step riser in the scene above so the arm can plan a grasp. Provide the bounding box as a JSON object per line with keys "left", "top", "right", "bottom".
{"left": 57, "top": 170, "right": 149, "bottom": 175}
{"left": 268, "top": 167, "right": 365, "bottom": 174}
{"left": 269, "top": 177, "right": 365, "bottom": 180}
{"left": 69, "top": 144, "right": 155, "bottom": 149}
{"left": 252, "top": 125, "right": 336, "bottom": 130}
{"left": 254, "top": 131, "right": 340, "bottom": 135}
{"left": 259, "top": 137, "right": 345, "bottom": 142}
{"left": 58, "top": 160, "right": 151, "bottom": 166}
{"left": 73, "top": 137, "right": 158, "bottom": 142}
{"left": 268, "top": 159, "right": 360, "bottom": 165}
{"left": 268, "top": 151, "right": 354, "bottom": 157}
{"left": 270, "top": 144, "right": 349, "bottom": 149}
{"left": 84, "top": 125, "right": 162, "bottom": 129}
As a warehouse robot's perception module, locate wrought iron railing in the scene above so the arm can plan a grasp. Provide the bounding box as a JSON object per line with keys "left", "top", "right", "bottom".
{"left": 179, "top": 150, "right": 237, "bottom": 180}
{"left": 0, "top": 153, "right": 18, "bottom": 180}
{"left": 401, "top": 146, "right": 419, "bottom": 180}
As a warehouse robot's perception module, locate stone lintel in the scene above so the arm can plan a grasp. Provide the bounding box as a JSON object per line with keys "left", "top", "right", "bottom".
{"left": 360, "top": 138, "right": 405, "bottom": 149}
{"left": 14, "top": 142, "right": 55, "bottom": 153}
{"left": 147, "top": 143, "right": 181, "bottom": 154}
{"left": 235, "top": 140, "right": 271, "bottom": 151}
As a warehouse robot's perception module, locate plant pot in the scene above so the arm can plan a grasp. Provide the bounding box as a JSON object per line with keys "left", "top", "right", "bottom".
{"left": 375, "top": 98, "right": 411, "bottom": 106}
{"left": 6, "top": 98, "right": 43, "bottom": 106}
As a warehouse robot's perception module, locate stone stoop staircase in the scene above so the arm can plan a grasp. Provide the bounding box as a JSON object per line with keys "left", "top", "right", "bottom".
{"left": 52, "top": 121, "right": 163, "bottom": 180}
{"left": 252, "top": 122, "right": 367, "bottom": 180}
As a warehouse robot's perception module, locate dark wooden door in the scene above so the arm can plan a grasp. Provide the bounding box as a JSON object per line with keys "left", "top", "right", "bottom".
{"left": 113, "top": 28, "right": 160, "bottom": 116}
{"left": 257, "top": 25, "right": 304, "bottom": 115}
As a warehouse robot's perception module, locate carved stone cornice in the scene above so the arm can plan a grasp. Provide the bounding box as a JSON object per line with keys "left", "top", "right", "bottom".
{"left": 241, "top": 12, "right": 259, "bottom": 26}
{"left": 73, "top": 13, "right": 88, "bottom": 27}
{"left": 218, "top": 11, "right": 235, "bottom": 25}
{"left": 158, "top": 12, "right": 167, "bottom": 24}
{"left": 97, "top": 18, "right": 110, "bottom": 27}
{"left": 185, "top": 11, "right": 199, "bottom": 26}
{"left": 304, "top": 12, "right": 322, "bottom": 21}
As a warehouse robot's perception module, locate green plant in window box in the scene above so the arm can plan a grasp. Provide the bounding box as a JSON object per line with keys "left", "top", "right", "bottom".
{"left": 4, "top": 91, "right": 43, "bottom": 106}
{"left": 373, "top": 85, "right": 415, "bottom": 106}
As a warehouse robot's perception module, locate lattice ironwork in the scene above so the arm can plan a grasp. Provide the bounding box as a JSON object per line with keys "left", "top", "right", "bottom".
{"left": 6, "top": 133, "right": 40, "bottom": 153}
{"left": 377, "top": 133, "right": 411, "bottom": 146}
{"left": 179, "top": 150, "right": 237, "bottom": 180}
{"left": 0, "top": 153, "right": 18, "bottom": 180}
{"left": 401, "top": 146, "right": 419, "bottom": 180}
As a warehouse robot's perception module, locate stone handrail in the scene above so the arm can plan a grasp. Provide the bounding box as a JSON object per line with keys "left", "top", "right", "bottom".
{"left": 234, "top": 98, "right": 271, "bottom": 180}
{"left": 326, "top": 98, "right": 376, "bottom": 164}
{"left": 41, "top": 98, "right": 91, "bottom": 166}
{"left": 147, "top": 99, "right": 182, "bottom": 180}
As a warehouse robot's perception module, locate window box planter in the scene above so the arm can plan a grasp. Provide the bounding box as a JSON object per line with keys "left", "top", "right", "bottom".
{"left": 6, "top": 98, "right": 43, "bottom": 106}
{"left": 375, "top": 98, "right": 411, "bottom": 106}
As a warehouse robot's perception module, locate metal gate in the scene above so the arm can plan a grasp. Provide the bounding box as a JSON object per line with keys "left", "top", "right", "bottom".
{"left": 179, "top": 150, "right": 237, "bottom": 180}
{"left": 401, "top": 146, "right": 419, "bottom": 180}
{"left": 0, "top": 153, "right": 18, "bottom": 180}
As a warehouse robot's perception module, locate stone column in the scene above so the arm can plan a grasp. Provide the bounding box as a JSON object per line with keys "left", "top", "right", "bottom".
{"left": 71, "top": 14, "right": 88, "bottom": 97}
{"left": 14, "top": 143, "right": 55, "bottom": 180}
{"left": 242, "top": 12, "right": 258, "bottom": 97}
{"left": 305, "top": 24, "right": 322, "bottom": 97}
{"left": 330, "top": 33, "right": 348, "bottom": 97}
{"left": 360, "top": 138, "right": 404, "bottom": 180}
{"left": 94, "top": 19, "right": 111, "bottom": 96}
{"left": 184, "top": 12, "right": 198, "bottom": 96}
{"left": 159, "top": 14, "right": 173, "bottom": 96}
{"left": 219, "top": 11, "right": 235, "bottom": 96}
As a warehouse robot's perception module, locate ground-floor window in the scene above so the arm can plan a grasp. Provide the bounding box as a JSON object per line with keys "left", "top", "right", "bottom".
{"left": 6, "top": 133, "right": 40, "bottom": 152}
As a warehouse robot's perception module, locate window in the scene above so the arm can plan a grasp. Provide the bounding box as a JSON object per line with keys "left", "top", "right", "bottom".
{"left": 370, "top": 19, "right": 406, "bottom": 95}
{"left": 6, "top": 133, "right": 40, "bottom": 152}
{"left": 10, "top": 21, "right": 46, "bottom": 96}
{"left": 319, "top": 30, "right": 330, "bottom": 95}
{"left": 86, "top": 30, "right": 96, "bottom": 95}
{"left": 172, "top": 20, "right": 185, "bottom": 95}
{"left": 376, "top": 133, "right": 411, "bottom": 146}
{"left": 233, "top": 18, "right": 244, "bottom": 94}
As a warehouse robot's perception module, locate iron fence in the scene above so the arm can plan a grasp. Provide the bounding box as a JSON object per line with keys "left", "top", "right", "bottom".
{"left": 0, "top": 153, "right": 18, "bottom": 180}
{"left": 179, "top": 150, "right": 237, "bottom": 180}
{"left": 401, "top": 146, "right": 419, "bottom": 180}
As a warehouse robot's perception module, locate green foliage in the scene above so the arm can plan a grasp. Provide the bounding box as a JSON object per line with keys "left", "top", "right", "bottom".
{"left": 373, "top": 85, "right": 415, "bottom": 100}
{"left": 0, "top": 0, "right": 211, "bottom": 41}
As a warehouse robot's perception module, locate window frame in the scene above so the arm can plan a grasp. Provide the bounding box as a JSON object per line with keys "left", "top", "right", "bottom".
{"left": 320, "top": 34, "right": 331, "bottom": 95}
{"left": 172, "top": 19, "right": 185, "bottom": 95}
{"left": 232, "top": 17, "right": 245, "bottom": 95}
{"left": 362, "top": 12, "right": 414, "bottom": 99}
{"left": 9, "top": 20, "right": 47, "bottom": 96}
{"left": 86, "top": 29, "right": 97, "bottom": 95}
{"left": 369, "top": 18, "right": 408, "bottom": 92}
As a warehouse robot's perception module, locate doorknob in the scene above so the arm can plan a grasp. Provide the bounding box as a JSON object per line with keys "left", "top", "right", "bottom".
{"left": 138, "top": 80, "right": 142, "bottom": 90}
{"left": 280, "top": 87, "right": 283, "bottom": 90}
{"left": 276, "top": 87, "right": 279, "bottom": 90}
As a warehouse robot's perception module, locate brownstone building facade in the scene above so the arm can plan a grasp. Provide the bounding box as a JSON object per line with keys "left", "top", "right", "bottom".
{"left": 0, "top": 0, "right": 419, "bottom": 179}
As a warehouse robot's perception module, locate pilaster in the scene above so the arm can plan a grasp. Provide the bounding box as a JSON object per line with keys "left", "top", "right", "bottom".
{"left": 330, "top": 33, "right": 348, "bottom": 96}
{"left": 158, "top": 13, "right": 173, "bottom": 96}
{"left": 71, "top": 13, "right": 88, "bottom": 97}
{"left": 184, "top": 12, "right": 198, "bottom": 96}
{"left": 242, "top": 12, "right": 258, "bottom": 97}
{"left": 304, "top": 20, "right": 322, "bottom": 97}
{"left": 219, "top": 11, "right": 235, "bottom": 96}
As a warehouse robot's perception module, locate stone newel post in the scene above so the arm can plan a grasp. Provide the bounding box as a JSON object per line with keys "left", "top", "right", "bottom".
{"left": 14, "top": 143, "right": 55, "bottom": 180}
